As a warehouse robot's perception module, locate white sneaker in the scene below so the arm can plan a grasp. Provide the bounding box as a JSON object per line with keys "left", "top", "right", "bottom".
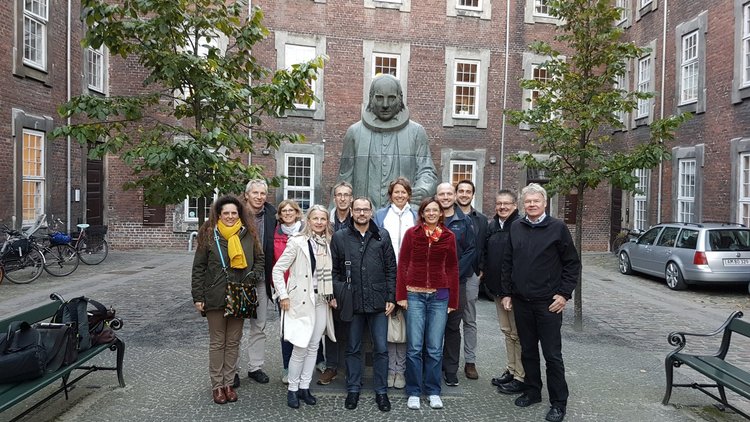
{"left": 429, "top": 395, "right": 443, "bottom": 409}
{"left": 281, "top": 368, "right": 289, "bottom": 385}
{"left": 315, "top": 362, "right": 326, "bottom": 373}
{"left": 407, "top": 395, "right": 420, "bottom": 410}
{"left": 394, "top": 372, "right": 406, "bottom": 389}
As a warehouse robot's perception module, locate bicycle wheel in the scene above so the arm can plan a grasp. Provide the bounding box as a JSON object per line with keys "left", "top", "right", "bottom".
{"left": 3, "top": 246, "right": 44, "bottom": 284}
{"left": 0, "top": 264, "right": 5, "bottom": 285}
{"left": 43, "top": 244, "right": 80, "bottom": 276}
{"left": 79, "top": 239, "right": 109, "bottom": 265}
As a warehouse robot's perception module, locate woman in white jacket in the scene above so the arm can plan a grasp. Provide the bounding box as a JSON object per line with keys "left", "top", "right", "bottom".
{"left": 272, "top": 205, "right": 337, "bottom": 409}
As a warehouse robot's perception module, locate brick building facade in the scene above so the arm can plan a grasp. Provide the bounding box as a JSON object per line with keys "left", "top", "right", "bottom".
{"left": 3, "top": 0, "right": 749, "bottom": 252}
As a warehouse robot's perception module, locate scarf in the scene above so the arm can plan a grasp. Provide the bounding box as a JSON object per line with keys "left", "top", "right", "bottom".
{"left": 311, "top": 234, "right": 333, "bottom": 296}
{"left": 423, "top": 224, "right": 443, "bottom": 245}
{"left": 217, "top": 221, "right": 247, "bottom": 269}
{"left": 281, "top": 221, "right": 302, "bottom": 236}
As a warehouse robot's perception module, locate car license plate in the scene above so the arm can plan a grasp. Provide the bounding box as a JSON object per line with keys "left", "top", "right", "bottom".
{"left": 723, "top": 258, "right": 750, "bottom": 266}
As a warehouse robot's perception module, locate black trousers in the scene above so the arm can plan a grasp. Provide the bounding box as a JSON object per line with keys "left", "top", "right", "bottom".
{"left": 513, "top": 298, "right": 569, "bottom": 408}
{"left": 442, "top": 282, "right": 467, "bottom": 374}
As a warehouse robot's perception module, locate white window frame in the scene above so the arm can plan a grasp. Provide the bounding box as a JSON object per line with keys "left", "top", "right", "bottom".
{"left": 275, "top": 32, "right": 326, "bottom": 120}
{"left": 614, "top": 72, "right": 627, "bottom": 127}
{"left": 284, "top": 153, "right": 315, "bottom": 211}
{"left": 372, "top": 52, "right": 400, "bottom": 79}
{"left": 636, "top": 56, "right": 651, "bottom": 119}
{"left": 677, "top": 159, "right": 696, "bottom": 223}
{"left": 444, "top": 47, "right": 490, "bottom": 128}
{"left": 364, "top": 0, "right": 410, "bottom": 12}
{"left": 22, "top": 129, "right": 46, "bottom": 226}
{"left": 87, "top": 45, "right": 105, "bottom": 93}
{"left": 450, "top": 160, "right": 477, "bottom": 207}
{"left": 633, "top": 168, "right": 649, "bottom": 231}
{"left": 740, "top": 153, "right": 750, "bottom": 226}
{"left": 533, "top": 0, "right": 552, "bottom": 17}
{"left": 457, "top": 0, "right": 481, "bottom": 11}
{"left": 524, "top": 0, "right": 559, "bottom": 24}
{"left": 183, "top": 195, "right": 216, "bottom": 223}
{"left": 23, "top": 0, "right": 48, "bottom": 70}
{"left": 284, "top": 44, "right": 317, "bottom": 111}
{"left": 744, "top": 3, "right": 750, "bottom": 87}
{"left": 530, "top": 64, "right": 552, "bottom": 111}
{"left": 679, "top": 31, "right": 699, "bottom": 105}
{"left": 616, "top": 0, "right": 628, "bottom": 25}
{"left": 640, "top": 0, "right": 653, "bottom": 7}
{"left": 452, "top": 59, "right": 480, "bottom": 119}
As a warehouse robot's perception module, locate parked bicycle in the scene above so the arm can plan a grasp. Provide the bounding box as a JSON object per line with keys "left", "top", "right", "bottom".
{"left": 0, "top": 226, "right": 45, "bottom": 284}
{"left": 611, "top": 228, "right": 642, "bottom": 253}
{"left": 72, "top": 223, "right": 109, "bottom": 265}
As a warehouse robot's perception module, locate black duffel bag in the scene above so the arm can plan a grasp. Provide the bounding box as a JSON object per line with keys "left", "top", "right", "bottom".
{"left": 36, "top": 323, "right": 78, "bottom": 371}
{"left": 0, "top": 321, "right": 47, "bottom": 383}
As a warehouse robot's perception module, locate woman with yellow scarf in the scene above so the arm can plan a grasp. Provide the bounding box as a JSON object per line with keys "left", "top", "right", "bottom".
{"left": 192, "top": 195, "right": 264, "bottom": 405}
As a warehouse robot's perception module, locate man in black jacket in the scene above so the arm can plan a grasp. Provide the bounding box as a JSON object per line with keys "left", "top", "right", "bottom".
{"left": 500, "top": 183, "right": 580, "bottom": 422}
{"left": 331, "top": 197, "right": 397, "bottom": 412}
{"left": 483, "top": 190, "right": 524, "bottom": 394}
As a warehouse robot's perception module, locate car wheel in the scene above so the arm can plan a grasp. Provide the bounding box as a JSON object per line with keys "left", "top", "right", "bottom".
{"left": 665, "top": 262, "right": 688, "bottom": 290}
{"left": 618, "top": 251, "right": 633, "bottom": 275}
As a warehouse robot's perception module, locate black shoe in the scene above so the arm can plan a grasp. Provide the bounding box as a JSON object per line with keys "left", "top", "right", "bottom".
{"left": 514, "top": 393, "right": 542, "bottom": 407}
{"left": 497, "top": 379, "right": 525, "bottom": 395}
{"left": 375, "top": 393, "right": 391, "bottom": 412}
{"left": 444, "top": 372, "right": 459, "bottom": 386}
{"left": 232, "top": 373, "right": 240, "bottom": 389}
{"left": 287, "top": 391, "right": 300, "bottom": 409}
{"left": 344, "top": 392, "right": 360, "bottom": 410}
{"left": 297, "top": 389, "right": 317, "bottom": 405}
{"left": 491, "top": 370, "right": 513, "bottom": 386}
{"left": 248, "top": 369, "right": 270, "bottom": 384}
{"left": 546, "top": 406, "right": 566, "bottom": 422}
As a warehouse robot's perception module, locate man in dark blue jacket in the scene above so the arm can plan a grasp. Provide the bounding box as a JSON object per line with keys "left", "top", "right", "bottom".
{"left": 436, "top": 182, "right": 476, "bottom": 387}
{"left": 331, "top": 197, "right": 397, "bottom": 412}
{"left": 500, "top": 183, "right": 580, "bottom": 422}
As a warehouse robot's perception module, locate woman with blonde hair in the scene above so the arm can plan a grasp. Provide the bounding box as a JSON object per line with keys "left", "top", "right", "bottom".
{"left": 272, "top": 204, "right": 337, "bottom": 408}
{"left": 192, "top": 195, "right": 265, "bottom": 405}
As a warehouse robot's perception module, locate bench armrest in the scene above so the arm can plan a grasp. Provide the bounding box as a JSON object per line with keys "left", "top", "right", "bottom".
{"left": 666, "top": 311, "right": 744, "bottom": 357}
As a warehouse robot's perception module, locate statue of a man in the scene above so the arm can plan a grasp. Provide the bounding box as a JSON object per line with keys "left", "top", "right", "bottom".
{"left": 337, "top": 75, "right": 438, "bottom": 209}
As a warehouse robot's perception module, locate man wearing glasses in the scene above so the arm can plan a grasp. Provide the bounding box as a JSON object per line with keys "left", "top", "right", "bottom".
{"left": 483, "top": 190, "right": 524, "bottom": 394}
{"left": 331, "top": 197, "right": 397, "bottom": 412}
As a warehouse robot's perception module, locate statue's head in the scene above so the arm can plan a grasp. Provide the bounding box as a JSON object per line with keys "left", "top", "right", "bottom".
{"left": 366, "top": 75, "right": 405, "bottom": 122}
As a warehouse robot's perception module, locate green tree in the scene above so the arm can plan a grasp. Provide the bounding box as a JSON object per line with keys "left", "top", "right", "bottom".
{"left": 54, "top": 0, "right": 324, "bottom": 205}
{"left": 506, "top": 0, "right": 689, "bottom": 330}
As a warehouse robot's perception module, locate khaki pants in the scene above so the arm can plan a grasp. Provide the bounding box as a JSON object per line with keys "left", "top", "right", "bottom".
{"left": 207, "top": 310, "right": 245, "bottom": 390}
{"left": 494, "top": 297, "right": 524, "bottom": 382}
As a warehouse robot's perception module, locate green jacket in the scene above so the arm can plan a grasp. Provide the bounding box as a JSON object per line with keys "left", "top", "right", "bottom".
{"left": 191, "top": 227, "right": 265, "bottom": 311}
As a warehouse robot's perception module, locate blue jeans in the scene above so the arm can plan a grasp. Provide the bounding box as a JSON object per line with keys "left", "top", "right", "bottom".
{"left": 346, "top": 312, "right": 389, "bottom": 394}
{"left": 405, "top": 292, "right": 448, "bottom": 397}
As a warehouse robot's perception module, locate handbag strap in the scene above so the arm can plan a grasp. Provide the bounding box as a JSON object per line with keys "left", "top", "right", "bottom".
{"left": 213, "top": 228, "right": 228, "bottom": 270}
{"left": 343, "top": 241, "right": 351, "bottom": 284}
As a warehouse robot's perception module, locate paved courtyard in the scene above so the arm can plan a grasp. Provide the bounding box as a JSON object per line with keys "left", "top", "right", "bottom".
{"left": 0, "top": 250, "right": 749, "bottom": 421}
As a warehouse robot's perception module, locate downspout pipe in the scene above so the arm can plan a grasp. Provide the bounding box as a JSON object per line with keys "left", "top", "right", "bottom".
{"left": 499, "top": 0, "right": 511, "bottom": 189}
{"left": 657, "top": 0, "right": 668, "bottom": 223}
{"left": 66, "top": 0, "right": 72, "bottom": 233}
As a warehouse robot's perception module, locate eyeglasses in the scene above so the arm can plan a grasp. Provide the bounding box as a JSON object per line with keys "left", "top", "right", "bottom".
{"left": 496, "top": 202, "right": 515, "bottom": 207}
{"left": 352, "top": 208, "right": 371, "bottom": 214}
{"left": 335, "top": 193, "right": 352, "bottom": 198}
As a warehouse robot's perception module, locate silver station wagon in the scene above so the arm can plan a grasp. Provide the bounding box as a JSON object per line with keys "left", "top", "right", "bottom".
{"left": 617, "top": 222, "right": 750, "bottom": 291}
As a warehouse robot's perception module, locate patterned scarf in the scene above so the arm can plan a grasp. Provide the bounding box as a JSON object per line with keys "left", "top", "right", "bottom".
{"left": 311, "top": 234, "right": 333, "bottom": 296}
{"left": 217, "top": 221, "right": 247, "bottom": 269}
{"left": 423, "top": 224, "right": 443, "bottom": 245}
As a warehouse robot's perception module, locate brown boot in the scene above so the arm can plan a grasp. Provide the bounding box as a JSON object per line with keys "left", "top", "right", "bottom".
{"left": 317, "top": 368, "right": 338, "bottom": 385}
{"left": 464, "top": 363, "right": 479, "bottom": 380}
{"left": 224, "top": 386, "right": 238, "bottom": 402}
{"left": 213, "top": 387, "right": 227, "bottom": 404}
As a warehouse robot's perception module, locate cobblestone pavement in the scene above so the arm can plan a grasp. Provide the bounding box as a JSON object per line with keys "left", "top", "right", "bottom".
{"left": 0, "top": 251, "right": 748, "bottom": 421}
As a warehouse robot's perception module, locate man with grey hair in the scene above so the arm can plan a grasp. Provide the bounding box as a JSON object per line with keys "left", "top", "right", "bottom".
{"left": 500, "top": 183, "right": 580, "bottom": 422}
{"left": 236, "top": 179, "right": 276, "bottom": 386}
{"left": 337, "top": 74, "right": 438, "bottom": 209}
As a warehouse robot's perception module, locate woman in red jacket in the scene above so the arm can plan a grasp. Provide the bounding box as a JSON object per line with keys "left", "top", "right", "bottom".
{"left": 395, "top": 196, "right": 459, "bottom": 411}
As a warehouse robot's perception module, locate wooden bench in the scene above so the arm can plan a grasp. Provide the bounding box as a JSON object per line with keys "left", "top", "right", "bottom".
{"left": 663, "top": 311, "right": 750, "bottom": 419}
{"left": 0, "top": 297, "right": 125, "bottom": 422}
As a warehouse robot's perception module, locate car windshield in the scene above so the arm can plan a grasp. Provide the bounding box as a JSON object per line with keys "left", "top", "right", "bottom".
{"left": 707, "top": 229, "right": 750, "bottom": 251}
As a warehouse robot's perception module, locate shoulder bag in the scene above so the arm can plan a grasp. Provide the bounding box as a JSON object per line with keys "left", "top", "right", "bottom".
{"left": 335, "top": 246, "right": 354, "bottom": 322}
{"left": 0, "top": 321, "right": 47, "bottom": 383}
{"left": 387, "top": 308, "right": 406, "bottom": 343}
{"left": 216, "top": 229, "right": 259, "bottom": 319}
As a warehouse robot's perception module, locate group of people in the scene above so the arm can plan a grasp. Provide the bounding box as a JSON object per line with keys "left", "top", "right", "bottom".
{"left": 190, "top": 178, "right": 580, "bottom": 422}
